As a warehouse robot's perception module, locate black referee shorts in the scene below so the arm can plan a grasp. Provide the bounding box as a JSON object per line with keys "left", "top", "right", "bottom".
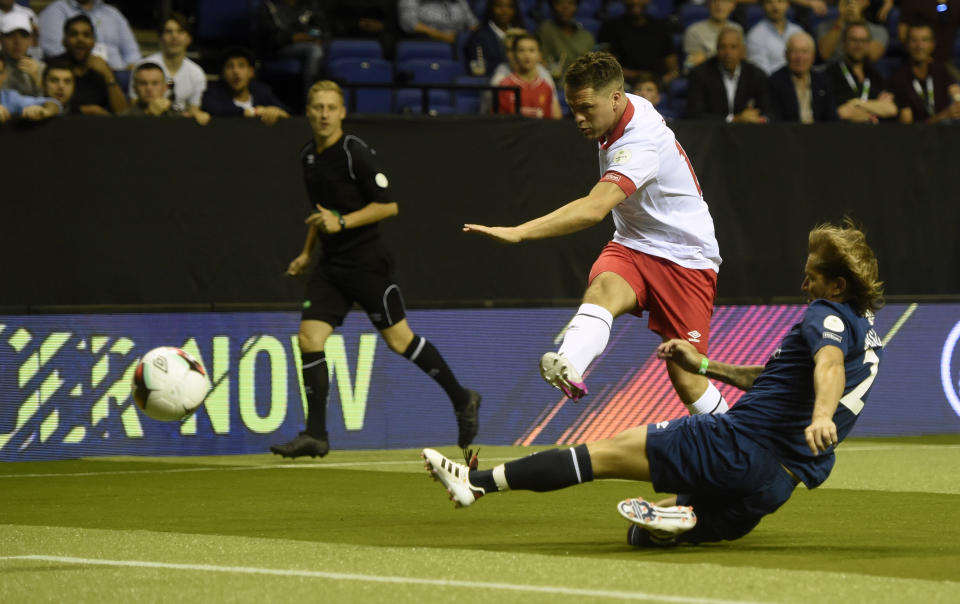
{"left": 301, "top": 243, "right": 407, "bottom": 330}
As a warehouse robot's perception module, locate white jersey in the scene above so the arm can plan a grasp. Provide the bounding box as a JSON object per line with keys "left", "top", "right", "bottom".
{"left": 598, "top": 93, "right": 721, "bottom": 272}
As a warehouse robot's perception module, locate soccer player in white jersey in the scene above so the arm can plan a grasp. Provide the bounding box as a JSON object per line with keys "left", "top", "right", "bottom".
{"left": 464, "top": 51, "right": 726, "bottom": 416}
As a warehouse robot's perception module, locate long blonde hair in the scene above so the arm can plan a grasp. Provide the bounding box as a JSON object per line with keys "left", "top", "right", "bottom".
{"left": 808, "top": 218, "right": 884, "bottom": 314}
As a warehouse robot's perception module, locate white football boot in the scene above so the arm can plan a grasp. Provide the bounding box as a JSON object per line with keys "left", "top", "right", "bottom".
{"left": 539, "top": 352, "right": 588, "bottom": 401}
{"left": 421, "top": 448, "right": 485, "bottom": 508}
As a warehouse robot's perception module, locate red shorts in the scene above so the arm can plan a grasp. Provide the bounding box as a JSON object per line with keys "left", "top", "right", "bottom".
{"left": 588, "top": 241, "right": 717, "bottom": 354}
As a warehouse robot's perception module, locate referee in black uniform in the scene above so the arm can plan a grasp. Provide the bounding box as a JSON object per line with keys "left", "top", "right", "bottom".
{"left": 271, "top": 81, "right": 480, "bottom": 458}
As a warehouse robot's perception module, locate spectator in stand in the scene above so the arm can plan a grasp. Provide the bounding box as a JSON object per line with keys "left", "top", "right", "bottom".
{"left": 398, "top": 0, "right": 478, "bottom": 45}
{"left": 686, "top": 26, "right": 771, "bottom": 122}
{"left": 888, "top": 22, "right": 960, "bottom": 124}
{"left": 538, "top": 0, "right": 596, "bottom": 80}
{"left": 898, "top": 0, "right": 960, "bottom": 65}
{"left": 598, "top": 0, "right": 678, "bottom": 87}
{"left": 327, "top": 0, "right": 398, "bottom": 59}
{"left": 121, "top": 61, "right": 176, "bottom": 117}
{"left": 683, "top": 0, "right": 742, "bottom": 69}
{"left": 257, "top": 0, "right": 327, "bottom": 94}
{"left": 768, "top": 31, "right": 837, "bottom": 122}
{"left": 0, "top": 0, "right": 37, "bottom": 27}
{"left": 464, "top": 0, "right": 524, "bottom": 77}
{"left": 816, "top": 0, "right": 887, "bottom": 62}
{"left": 634, "top": 70, "right": 675, "bottom": 118}
{"left": 42, "top": 58, "right": 80, "bottom": 114}
{"left": 132, "top": 13, "right": 209, "bottom": 125}
{"left": 202, "top": 47, "right": 290, "bottom": 126}
{"left": 0, "top": 53, "right": 60, "bottom": 123}
{"left": 1, "top": 11, "right": 42, "bottom": 96}
{"left": 38, "top": 0, "right": 141, "bottom": 70}
{"left": 0, "top": 0, "right": 39, "bottom": 58}
{"left": 50, "top": 14, "right": 126, "bottom": 115}
{"left": 491, "top": 28, "right": 558, "bottom": 91}
{"left": 495, "top": 33, "right": 562, "bottom": 118}
{"left": 746, "top": 0, "right": 805, "bottom": 75}
{"left": 824, "top": 22, "right": 897, "bottom": 122}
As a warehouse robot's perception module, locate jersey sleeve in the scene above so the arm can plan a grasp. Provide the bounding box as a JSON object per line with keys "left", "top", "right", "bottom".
{"left": 599, "top": 138, "right": 659, "bottom": 198}
{"left": 799, "top": 300, "right": 852, "bottom": 358}
{"left": 345, "top": 136, "right": 392, "bottom": 205}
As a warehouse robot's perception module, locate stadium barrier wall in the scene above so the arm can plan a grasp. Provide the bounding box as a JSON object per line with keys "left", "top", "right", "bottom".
{"left": 1, "top": 117, "right": 958, "bottom": 309}
{"left": 3, "top": 303, "right": 959, "bottom": 461}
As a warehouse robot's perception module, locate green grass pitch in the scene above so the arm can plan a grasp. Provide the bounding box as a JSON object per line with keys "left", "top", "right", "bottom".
{"left": 2, "top": 435, "right": 959, "bottom": 603}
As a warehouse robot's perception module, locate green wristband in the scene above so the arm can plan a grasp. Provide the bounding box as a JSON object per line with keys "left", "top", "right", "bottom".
{"left": 698, "top": 357, "right": 709, "bottom": 375}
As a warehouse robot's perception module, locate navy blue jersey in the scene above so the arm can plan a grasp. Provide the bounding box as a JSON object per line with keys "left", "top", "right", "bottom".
{"left": 299, "top": 134, "right": 392, "bottom": 256}
{"left": 728, "top": 299, "right": 883, "bottom": 488}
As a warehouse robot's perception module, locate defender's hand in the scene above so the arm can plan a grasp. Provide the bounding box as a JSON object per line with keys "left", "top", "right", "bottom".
{"left": 656, "top": 339, "right": 703, "bottom": 374}
{"left": 462, "top": 224, "right": 521, "bottom": 243}
{"left": 804, "top": 417, "right": 838, "bottom": 454}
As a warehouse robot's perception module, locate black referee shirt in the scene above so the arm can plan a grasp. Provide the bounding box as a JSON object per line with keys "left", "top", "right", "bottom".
{"left": 299, "top": 134, "right": 392, "bottom": 256}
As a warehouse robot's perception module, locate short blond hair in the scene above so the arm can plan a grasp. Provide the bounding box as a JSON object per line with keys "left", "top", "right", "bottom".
{"left": 808, "top": 218, "right": 884, "bottom": 314}
{"left": 307, "top": 80, "right": 345, "bottom": 105}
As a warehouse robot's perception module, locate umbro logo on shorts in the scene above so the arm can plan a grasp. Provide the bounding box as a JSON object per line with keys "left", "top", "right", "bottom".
{"left": 687, "top": 330, "right": 702, "bottom": 343}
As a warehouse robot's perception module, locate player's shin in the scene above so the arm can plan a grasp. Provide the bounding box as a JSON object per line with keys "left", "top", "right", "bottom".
{"left": 470, "top": 444, "right": 595, "bottom": 493}
{"left": 557, "top": 303, "right": 613, "bottom": 375}
{"left": 685, "top": 381, "right": 728, "bottom": 415}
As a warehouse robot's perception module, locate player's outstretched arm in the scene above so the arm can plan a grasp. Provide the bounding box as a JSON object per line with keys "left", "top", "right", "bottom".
{"left": 464, "top": 182, "right": 625, "bottom": 243}
{"left": 804, "top": 345, "right": 845, "bottom": 454}
{"left": 656, "top": 339, "right": 764, "bottom": 392}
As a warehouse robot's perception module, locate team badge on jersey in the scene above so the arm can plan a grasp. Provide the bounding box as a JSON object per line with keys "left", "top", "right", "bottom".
{"left": 823, "top": 315, "right": 844, "bottom": 332}
{"left": 612, "top": 148, "right": 632, "bottom": 165}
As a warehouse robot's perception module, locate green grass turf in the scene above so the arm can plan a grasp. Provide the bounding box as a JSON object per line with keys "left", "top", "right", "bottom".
{"left": 2, "top": 436, "right": 959, "bottom": 602}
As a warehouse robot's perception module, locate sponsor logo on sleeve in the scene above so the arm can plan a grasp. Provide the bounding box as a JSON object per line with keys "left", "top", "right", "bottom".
{"left": 601, "top": 172, "right": 622, "bottom": 184}
{"left": 822, "top": 331, "right": 843, "bottom": 343}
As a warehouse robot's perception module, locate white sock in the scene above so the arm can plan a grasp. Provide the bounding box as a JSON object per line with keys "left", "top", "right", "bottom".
{"left": 557, "top": 303, "right": 613, "bottom": 375}
{"left": 492, "top": 465, "right": 510, "bottom": 491}
{"left": 685, "top": 381, "right": 729, "bottom": 415}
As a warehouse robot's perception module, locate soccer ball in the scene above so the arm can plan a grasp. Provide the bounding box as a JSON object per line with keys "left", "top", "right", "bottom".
{"left": 131, "top": 347, "right": 211, "bottom": 421}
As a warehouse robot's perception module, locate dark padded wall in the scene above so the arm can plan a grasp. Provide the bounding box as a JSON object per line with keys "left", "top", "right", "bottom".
{"left": 1, "top": 117, "right": 956, "bottom": 309}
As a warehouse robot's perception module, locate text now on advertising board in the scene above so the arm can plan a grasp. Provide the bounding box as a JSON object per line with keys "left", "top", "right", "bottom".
{"left": 2, "top": 304, "right": 958, "bottom": 461}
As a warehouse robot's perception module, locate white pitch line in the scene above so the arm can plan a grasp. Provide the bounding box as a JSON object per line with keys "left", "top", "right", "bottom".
{"left": 0, "top": 457, "right": 520, "bottom": 479}
{"left": 2, "top": 446, "right": 959, "bottom": 480}
{"left": 0, "top": 555, "right": 764, "bottom": 604}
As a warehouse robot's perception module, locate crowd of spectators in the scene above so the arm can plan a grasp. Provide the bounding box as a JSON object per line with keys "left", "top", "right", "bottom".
{"left": 1, "top": 0, "right": 959, "bottom": 125}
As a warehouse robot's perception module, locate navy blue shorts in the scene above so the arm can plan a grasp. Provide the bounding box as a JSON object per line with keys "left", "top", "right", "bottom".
{"left": 645, "top": 414, "right": 798, "bottom": 543}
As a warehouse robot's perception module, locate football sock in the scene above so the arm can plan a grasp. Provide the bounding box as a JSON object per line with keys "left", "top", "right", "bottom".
{"left": 470, "top": 445, "right": 594, "bottom": 493}
{"left": 685, "top": 381, "right": 729, "bottom": 415}
{"left": 557, "top": 303, "right": 613, "bottom": 375}
{"left": 301, "top": 351, "right": 329, "bottom": 438}
{"left": 403, "top": 335, "right": 469, "bottom": 410}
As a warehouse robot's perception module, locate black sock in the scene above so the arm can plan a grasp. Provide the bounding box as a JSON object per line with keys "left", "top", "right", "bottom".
{"left": 402, "top": 335, "right": 469, "bottom": 410}
{"left": 470, "top": 444, "right": 594, "bottom": 493}
{"left": 301, "top": 351, "right": 329, "bottom": 439}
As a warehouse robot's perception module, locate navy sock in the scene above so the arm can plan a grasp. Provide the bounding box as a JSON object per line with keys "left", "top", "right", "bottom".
{"left": 470, "top": 445, "right": 594, "bottom": 493}
{"left": 402, "top": 335, "right": 469, "bottom": 409}
{"left": 301, "top": 351, "right": 329, "bottom": 439}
